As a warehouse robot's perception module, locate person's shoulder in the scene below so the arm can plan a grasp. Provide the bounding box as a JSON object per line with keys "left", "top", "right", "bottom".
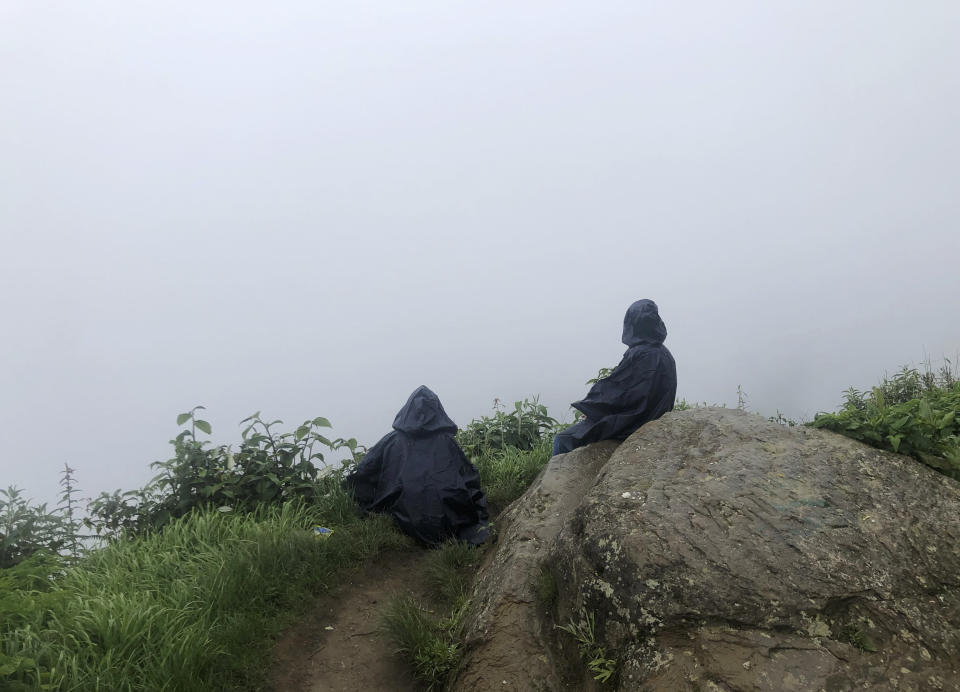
{"left": 623, "top": 343, "right": 660, "bottom": 359}
{"left": 366, "top": 430, "right": 400, "bottom": 453}
{"left": 622, "top": 343, "right": 675, "bottom": 368}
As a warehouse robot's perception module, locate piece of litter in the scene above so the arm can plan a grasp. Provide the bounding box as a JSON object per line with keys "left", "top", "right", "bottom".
{"left": 312, "top": 526, "right": 334, "bottom": 539}
{"left": 621, "top": 491, "right": 632, "bottom": 499}
{"left": 324, "top": 626, "right": 335, "bottom": 631}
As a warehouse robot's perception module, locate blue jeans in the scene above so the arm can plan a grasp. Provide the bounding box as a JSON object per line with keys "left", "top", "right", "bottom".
{"left": 552, "top": 420, "right": 592, "bottom": 456}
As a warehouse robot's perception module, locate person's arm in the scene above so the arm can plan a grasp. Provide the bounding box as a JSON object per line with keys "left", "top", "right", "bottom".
{"left": 572, "top": 350, "right": 657, "bottom": 419}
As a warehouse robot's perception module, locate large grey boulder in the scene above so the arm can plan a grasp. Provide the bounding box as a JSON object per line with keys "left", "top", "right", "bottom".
{"left": 455, "top": 408, "right": 960, "bottom": 691}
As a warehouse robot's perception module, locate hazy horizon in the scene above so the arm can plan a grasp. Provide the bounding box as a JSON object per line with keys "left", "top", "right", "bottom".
{"left": 2, "top": 1, "right": 958, "bottom": 507}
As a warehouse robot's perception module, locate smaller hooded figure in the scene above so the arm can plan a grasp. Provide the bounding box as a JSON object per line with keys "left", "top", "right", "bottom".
{"left": 553, "top": 299, "right": 677, "bottom": 455}
{"left": 345, "top": 386, "right": 490, "bottom": 546}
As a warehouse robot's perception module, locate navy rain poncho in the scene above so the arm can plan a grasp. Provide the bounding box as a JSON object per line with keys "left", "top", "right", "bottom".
{"left": 553, "top": 299, "right": 677, "bottom": 455}
{"left": 345, "top": 386, "right": 490, "bottom": 546}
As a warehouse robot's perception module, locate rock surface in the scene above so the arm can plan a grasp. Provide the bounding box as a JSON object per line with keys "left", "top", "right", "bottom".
{"left": 454, "top": 408, "right": 960, "bottom": 691}
{"left": 455, "top": 440, "right": 621, "bottom": 691}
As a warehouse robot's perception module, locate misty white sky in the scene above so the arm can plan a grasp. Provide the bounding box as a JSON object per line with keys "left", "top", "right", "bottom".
{"left": 2, "top": 2, "right": 958, "bottom": 508}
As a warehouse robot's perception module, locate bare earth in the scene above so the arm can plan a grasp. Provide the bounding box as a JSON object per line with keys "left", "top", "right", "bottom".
{"left": 268, "top": 549, "right": 429, "bottom": 692}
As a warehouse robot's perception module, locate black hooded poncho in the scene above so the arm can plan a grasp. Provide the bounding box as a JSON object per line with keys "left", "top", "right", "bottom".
{"left": 553, "top": 299, "right": 677, "bottom": 455}
{"left": 344, "top": 386, "right": 490, "bottom": 546}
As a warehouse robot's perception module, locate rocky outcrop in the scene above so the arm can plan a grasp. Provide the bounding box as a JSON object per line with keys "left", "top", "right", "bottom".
{"left": 455, "top": 440, "right": 621, "bottom": 691}
{"left": 454, "top": 408, "right": 960, "bottom": 691}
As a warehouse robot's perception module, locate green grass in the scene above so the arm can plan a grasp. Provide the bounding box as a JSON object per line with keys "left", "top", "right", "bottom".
{"left": 1, "top": 494, "right": 409, "bottom": 691}
{"left": 380, "top": 595, "right": 462, "bottom": 691}
{"left": 423, "top": 539, "right": 482, "bottom": 608}
{"left": 381, "top": 539, "right": 482, "bottom": 691}
{"left": 472, "top": 438, "right": 552, "bottom": 514}
{"left": 556, "top": 608, "right": 617, "bottom": 685}
{"left": 377, "top": 441, "right": 555, "bottom": 688}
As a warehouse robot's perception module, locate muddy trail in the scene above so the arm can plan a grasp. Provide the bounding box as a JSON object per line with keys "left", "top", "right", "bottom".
{"left": 268, "top": 549, "right": 431, "bottom": 692}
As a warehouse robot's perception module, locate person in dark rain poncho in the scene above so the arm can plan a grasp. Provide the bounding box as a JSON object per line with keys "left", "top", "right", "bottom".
{"left": 553, "top": 299, "right": 677, "bottom": 455}
{"left": 345, "top": 386, "right": 490, "bottom": 546}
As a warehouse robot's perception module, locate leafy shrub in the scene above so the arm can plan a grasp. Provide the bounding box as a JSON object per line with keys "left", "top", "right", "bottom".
{"left": 86, "top": 407, "right": 363, "bottom": 538}
{"left": 457, "top": 398, "right": 558, "bottom": 459}
{"left": 810, "top": 363, "right": 960, "bottom": 480}
{"left": 0, "top": 488, "right": 69, "bottom": 569}
{"left": 1, "top": 464, "right": 88, "bottom": 568}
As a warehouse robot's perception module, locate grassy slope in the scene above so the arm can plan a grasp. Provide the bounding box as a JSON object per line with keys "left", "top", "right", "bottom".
{"left": 1, "top": 487, "right": 409, "bottom": 691}
{"left": 1, "top": 427, "right": 554, "bottom": 691}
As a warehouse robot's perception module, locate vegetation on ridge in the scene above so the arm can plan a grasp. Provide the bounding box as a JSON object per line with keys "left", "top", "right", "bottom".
{"left": 811, "top": 360, "right": 960, "bottom": 480}
{"left": 3, "top": 356, "right": 959, "bottom": 690}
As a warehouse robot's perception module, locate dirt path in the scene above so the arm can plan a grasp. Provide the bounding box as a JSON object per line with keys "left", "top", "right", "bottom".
{"left": 268, "top": 549, "right": 430, "bottom": 692}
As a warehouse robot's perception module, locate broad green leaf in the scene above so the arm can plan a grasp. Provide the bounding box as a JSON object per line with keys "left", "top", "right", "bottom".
{"left": 312, "top": 417, "right": 332, "bottom": 428}
{"left": 194, "top": 420, "right": 212, "bottom": 435}
{"left": 176, "top": 413, "right": 191, "bottom": 425}
{"left": 891, "top": 415, "right": 911, "bottom": 431}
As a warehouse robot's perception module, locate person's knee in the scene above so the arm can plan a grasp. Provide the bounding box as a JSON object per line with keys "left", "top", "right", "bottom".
{"left": 552, "top": 432, "right": 574, "bottom": 456}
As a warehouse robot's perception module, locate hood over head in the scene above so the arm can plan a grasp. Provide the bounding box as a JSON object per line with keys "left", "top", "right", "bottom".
{"left": 392, "top": 385, "right": 458, "bottom": 435}
{"left": 622, "top": 299, "right": 667, "bottom": 346}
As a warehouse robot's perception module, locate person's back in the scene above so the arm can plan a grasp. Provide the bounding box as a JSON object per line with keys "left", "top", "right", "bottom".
{"left": 553, "top": 299, "right": 677, "bottom": 455}
{"left": 345, "top": 386, "right": 489, "bottom": 545}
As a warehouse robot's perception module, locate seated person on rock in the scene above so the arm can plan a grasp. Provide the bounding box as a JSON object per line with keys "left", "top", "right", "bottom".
{"left": 553, "top": 299, "right": 677, "bottom": 456}
{"left": 345, "top": 385, "right": 490, "bottom": 546}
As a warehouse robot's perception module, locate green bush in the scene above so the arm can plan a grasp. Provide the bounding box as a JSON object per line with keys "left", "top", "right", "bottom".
{"left": 1, "top": 489, "right": 64, "bottom": 569}
{"left": 457, "top": 398, "right": 558, "bottom": 459}
{"left": 810, "top": 364, "right": 960, "bottom": 480}
{"left": 86, "top": 407, "right": 363, "bottom": 538}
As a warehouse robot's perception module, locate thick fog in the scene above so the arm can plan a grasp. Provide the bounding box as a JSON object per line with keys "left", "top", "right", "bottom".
{"left": 2, "top": 2, "right": 958, "bottom": 507}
